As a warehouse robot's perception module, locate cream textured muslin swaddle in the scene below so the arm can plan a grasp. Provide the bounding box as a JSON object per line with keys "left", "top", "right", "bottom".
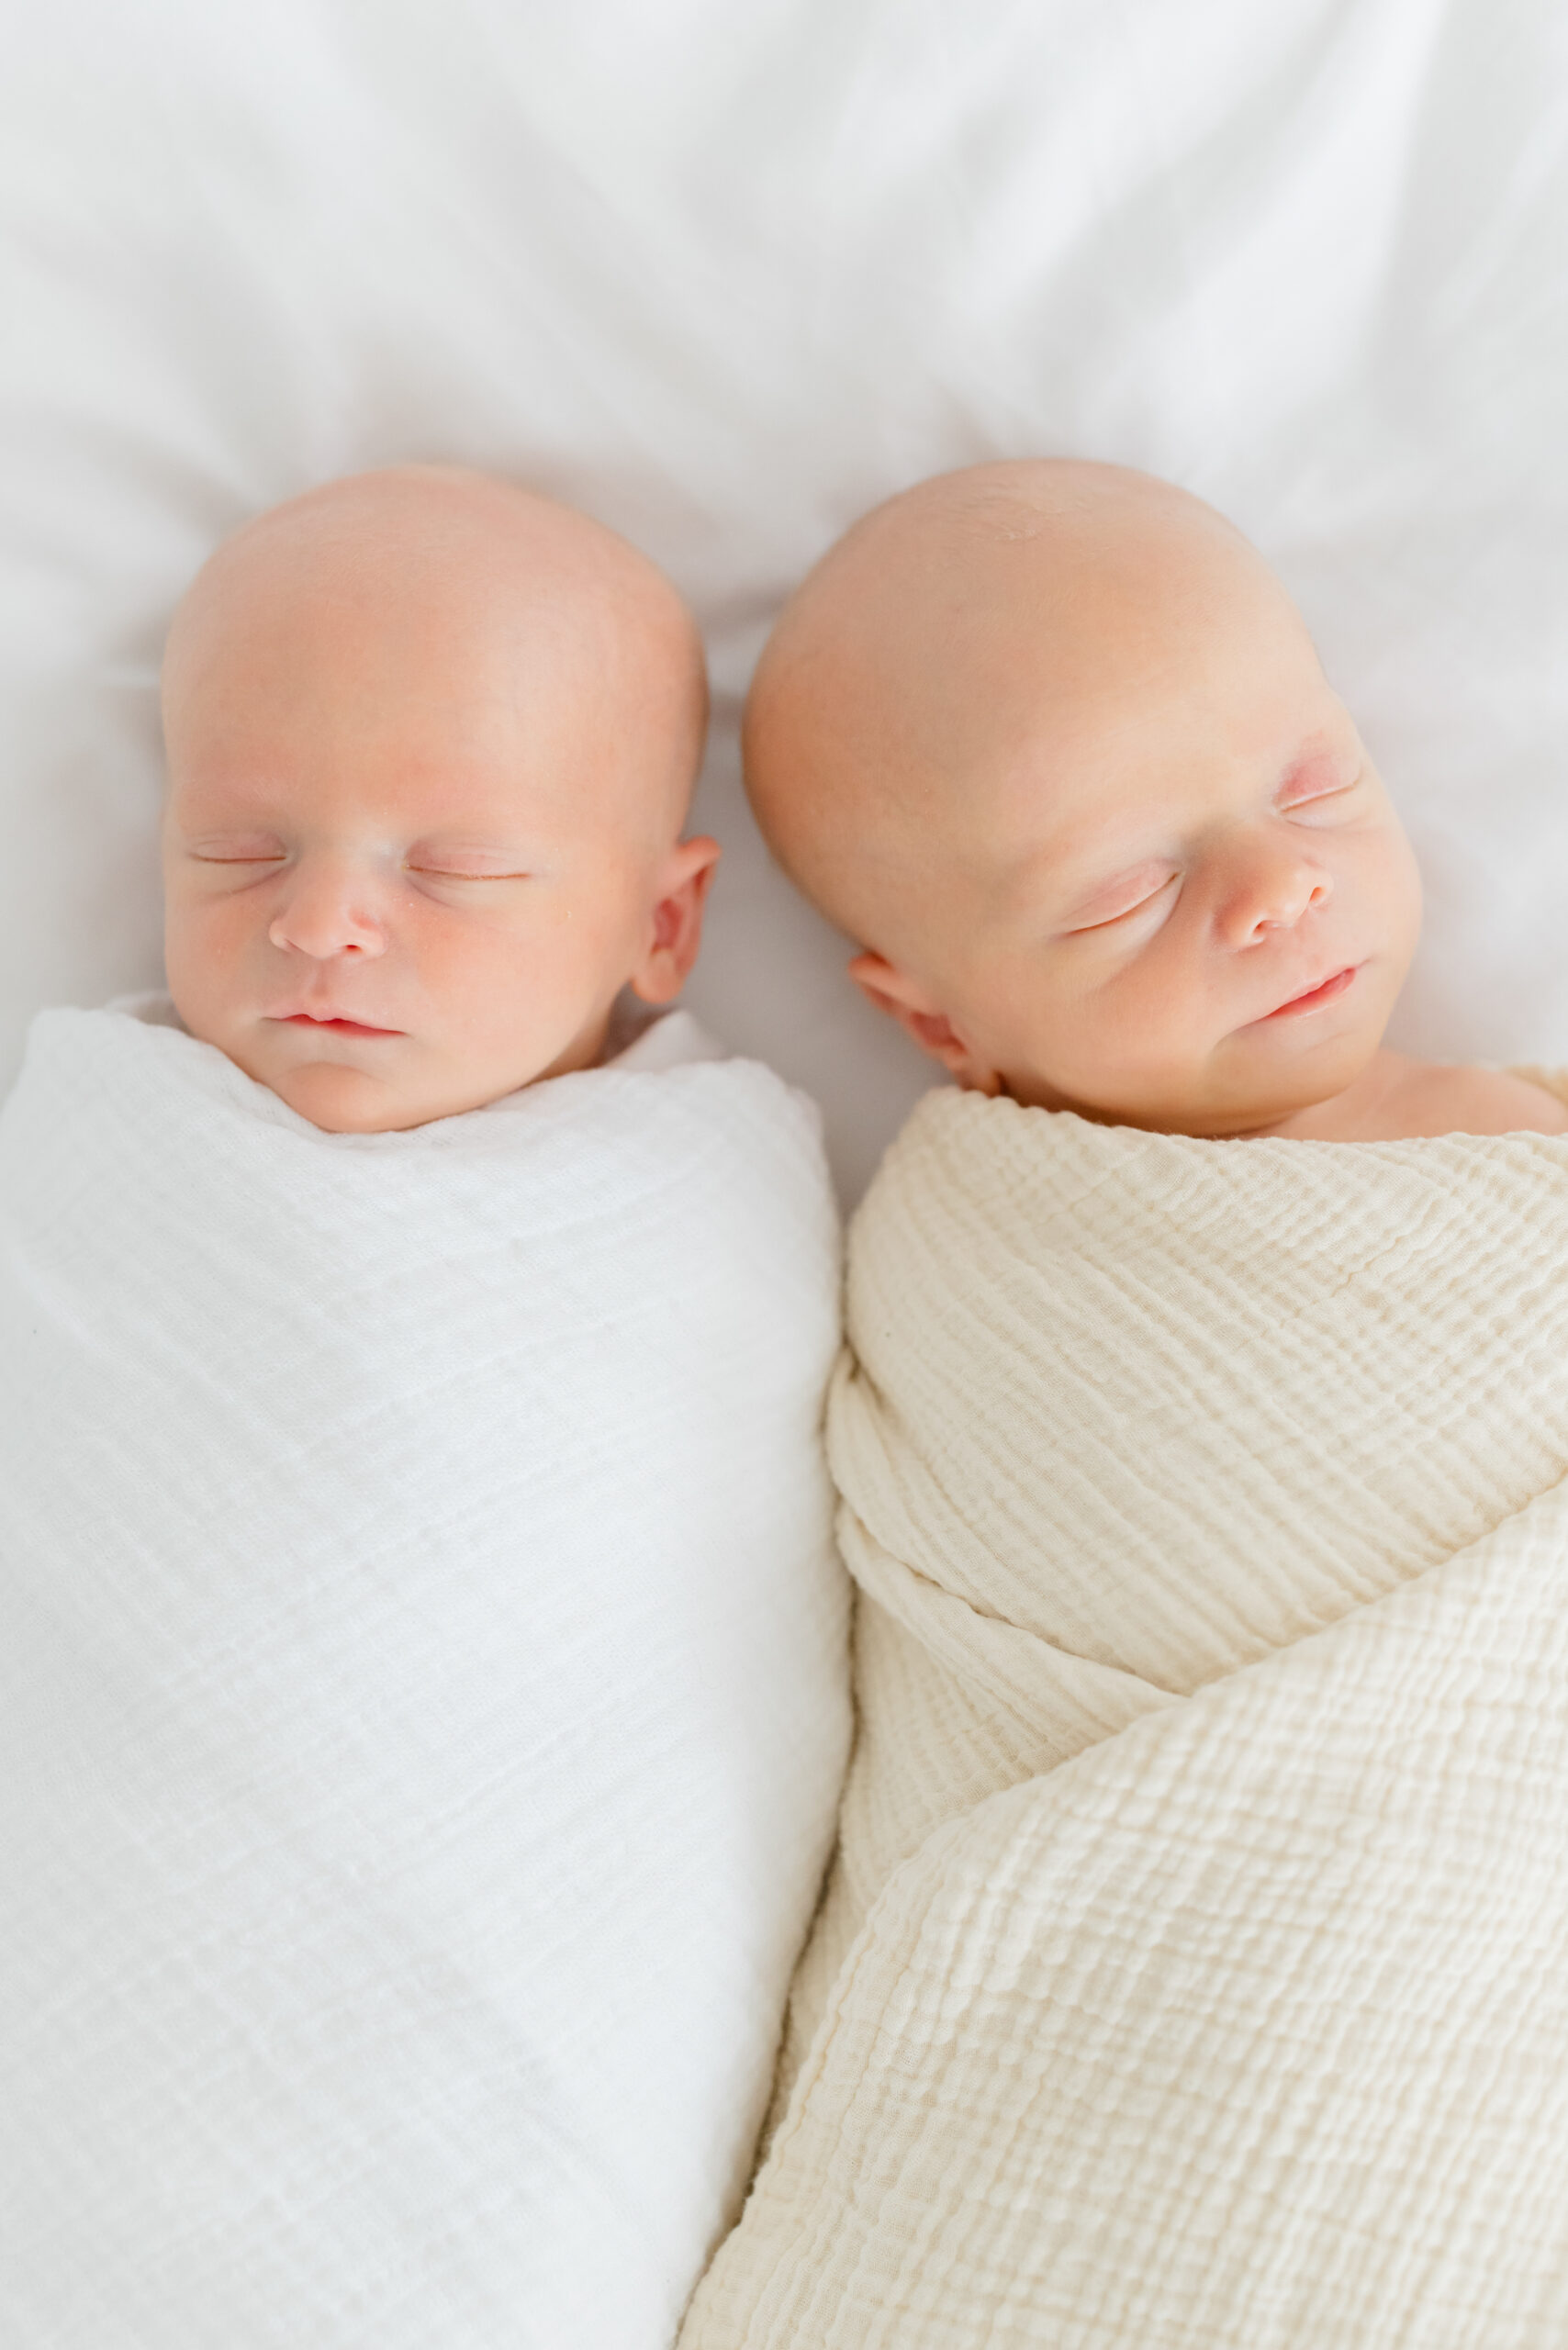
{"left": 683, "top": 1080, "right": 1568, "bottom": 2350}
{"left": 0, "top": 1000, "right": 850, "bottom": 2350}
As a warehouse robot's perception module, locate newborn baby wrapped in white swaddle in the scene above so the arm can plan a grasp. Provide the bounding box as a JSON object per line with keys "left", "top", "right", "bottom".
{"left": 0, "top": 473, "right": 850, "bottom": 2350}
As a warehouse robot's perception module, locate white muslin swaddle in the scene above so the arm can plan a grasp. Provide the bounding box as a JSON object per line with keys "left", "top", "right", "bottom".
{"left": 0, "top": 999, "right": 850, "bottom": 2350}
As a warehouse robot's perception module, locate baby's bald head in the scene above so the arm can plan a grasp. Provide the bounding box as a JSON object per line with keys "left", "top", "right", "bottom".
{"left": 165, "top": 464, "right": 708, "bottom": 836}
{"left": 162, "top": 467, "right": 719, "bottom": 1133}
{"left": 746, "top": 460, "right": 1421, "bottom": 1136}
{"left": 746, "top": 461, "right": 1287, "bottom": 961}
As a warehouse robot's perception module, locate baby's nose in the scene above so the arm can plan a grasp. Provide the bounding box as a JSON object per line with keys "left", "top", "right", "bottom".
{"left": 268, "top": 860, "right": 388, "bottom": 961}
{"left": 1221, "top": 843, "right": 1331, "bottom": 946}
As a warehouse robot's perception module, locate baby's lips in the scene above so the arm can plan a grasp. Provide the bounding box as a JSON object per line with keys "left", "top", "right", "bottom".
{"left": 1255, "top": 963, "right": 1361, "bottom": 1023}
{"left": 271, "top": 1008, "right": 405, "bottom": 1036}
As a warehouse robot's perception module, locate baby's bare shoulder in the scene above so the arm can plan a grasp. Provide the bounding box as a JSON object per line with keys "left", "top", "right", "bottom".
{"left": 1396, "top": 1060, "right": 1568, "bottom": 1138}
{"left": 1289, "top": 1055, "right": 1568, "bottom": 1140}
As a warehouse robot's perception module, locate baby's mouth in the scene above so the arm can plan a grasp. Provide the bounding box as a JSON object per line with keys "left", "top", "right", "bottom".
{"left": 274, "top": 1012, "right": 404, "bottom": 1038}
{"left": 1256, "top": 964, "right": 1361, "bottom": 1022}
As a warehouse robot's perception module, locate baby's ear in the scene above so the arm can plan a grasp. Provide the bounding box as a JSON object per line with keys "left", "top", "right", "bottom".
{"left": 629, "top": 837, "right": 722, "bottom": 1004}
{"left": 847, "top": 953, "right": 1002, "bottom": 1094}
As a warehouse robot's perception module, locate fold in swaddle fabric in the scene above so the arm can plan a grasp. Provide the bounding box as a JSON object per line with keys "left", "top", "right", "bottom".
{"left": 0, "top": 1002, "right": 849, "bottom": 2350}
{"left": 683, "top": 1081, "right": 1568, "bottom": 2349}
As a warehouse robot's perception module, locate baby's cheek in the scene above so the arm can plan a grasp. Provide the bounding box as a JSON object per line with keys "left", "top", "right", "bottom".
{"left": 164, "top": 899, "right": 246, "bottom": 1037}
{"left": 1384, "top": 829, "right": 1426, "bottom": 967}
{"left": 1084, "top": 956, "right": 1189, "bottom": 1077}
{"left": 435, "top": 914, "right": 595, "bottom": 1057}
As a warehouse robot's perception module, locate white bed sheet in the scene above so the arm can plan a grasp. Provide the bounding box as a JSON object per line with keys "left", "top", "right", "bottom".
{"left": 1, "top": 0, "right": 1565, "bottom": 1199}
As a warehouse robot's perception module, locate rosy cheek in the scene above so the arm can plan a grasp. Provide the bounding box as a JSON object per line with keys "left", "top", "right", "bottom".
{"left": 184, "top": 890, "right": 274, "bottom": 983}
{"left": 395, "top": 908, "right": 500, "bottom": 1011}
{"left": 203, "top": 891, "right": 263, "bottom": 945}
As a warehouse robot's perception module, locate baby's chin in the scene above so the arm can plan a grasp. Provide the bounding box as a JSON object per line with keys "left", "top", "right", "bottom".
{"left": 1005, "top": 1030, "right": 1384, "bottom": 1139}
{"left": 240, "top": 1050, "right": 424, "bottom": 1134}
{"left": 248, "top": 1045, "right": 509, "bottom": 1135}
{"left": 246, "top": 1019, "right": 612, "bottom": 1129}
{"left": 1195, "top": 1021, "right": 1390, "bottom": 1138}
{"left": 272, "top": 1063, "right": 428, "bottom": 1134}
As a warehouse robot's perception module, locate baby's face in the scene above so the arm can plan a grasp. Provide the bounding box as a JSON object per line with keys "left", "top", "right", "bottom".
{"left": 886, "top": 565, "right": 1419, "bottom": 1136}
{"left": 162, "top": 475, "right": 714, "bottom": 1134}
{"left": 750, "top": 467, "right": 1422, "bottom": 1138}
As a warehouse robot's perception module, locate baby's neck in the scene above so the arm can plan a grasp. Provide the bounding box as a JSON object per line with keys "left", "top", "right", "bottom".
{"left": 1260, "top": 1050, "right": 1568, "bottom": 1143}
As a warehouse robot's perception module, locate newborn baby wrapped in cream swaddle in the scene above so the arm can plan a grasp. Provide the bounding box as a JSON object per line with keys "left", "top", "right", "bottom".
{"left": 0, "top": 474, "right": 850, "bottom": 2350}
{"left": 681, "top": 464, "right": 1568, "bottom": 2349}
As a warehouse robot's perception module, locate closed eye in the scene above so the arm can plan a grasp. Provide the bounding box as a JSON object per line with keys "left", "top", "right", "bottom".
{"left": 1277, "top": 762, "right": 1362, "bottom": 821}
{"left": 188, "top": 842, "right": 286, "bottom": 864}
{"left": 1065, "top": 867, "right": 1180, "bottom": 934}
{"left": 405, "top": 861, "right": 532, "bottom": 881}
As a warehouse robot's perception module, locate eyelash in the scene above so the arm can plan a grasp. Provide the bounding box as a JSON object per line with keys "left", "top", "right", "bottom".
{"left": 1279, "top": 774, "right": 1359, "bottom": 820}
{"left": 1071, "top": 871, "right": 1180, "bottom": 934}
{"left": 190, "top": 852, "right": 527, "bottom": 880}
{"left": 405, "top": 865, "right": 530, "bottom": 882}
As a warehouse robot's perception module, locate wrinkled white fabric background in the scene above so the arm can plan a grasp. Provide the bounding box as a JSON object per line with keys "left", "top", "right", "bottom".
{"left": 2, "top": 0, "right": 1565, "bottom": 1198}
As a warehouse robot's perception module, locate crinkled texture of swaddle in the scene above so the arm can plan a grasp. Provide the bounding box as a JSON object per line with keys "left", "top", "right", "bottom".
{"left": 684, "top": 1082, "right": 1568, "bottom": 2348}
{"left": 0, "top": 1000, "right": 850, "bottom": 2350}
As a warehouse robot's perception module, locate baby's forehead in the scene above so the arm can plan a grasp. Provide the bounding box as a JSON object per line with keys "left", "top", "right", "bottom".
{"left": 164, "top": 471, "right": 707, "bottom": 835}
{"left": 779, "top": 479, "right": 1300, "bottom": 775}
{"left": 181, "top": 497, "right": 619, "bottom": 668}
{"left": 169, "top": 469, "right": 701, "bottom": 695}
